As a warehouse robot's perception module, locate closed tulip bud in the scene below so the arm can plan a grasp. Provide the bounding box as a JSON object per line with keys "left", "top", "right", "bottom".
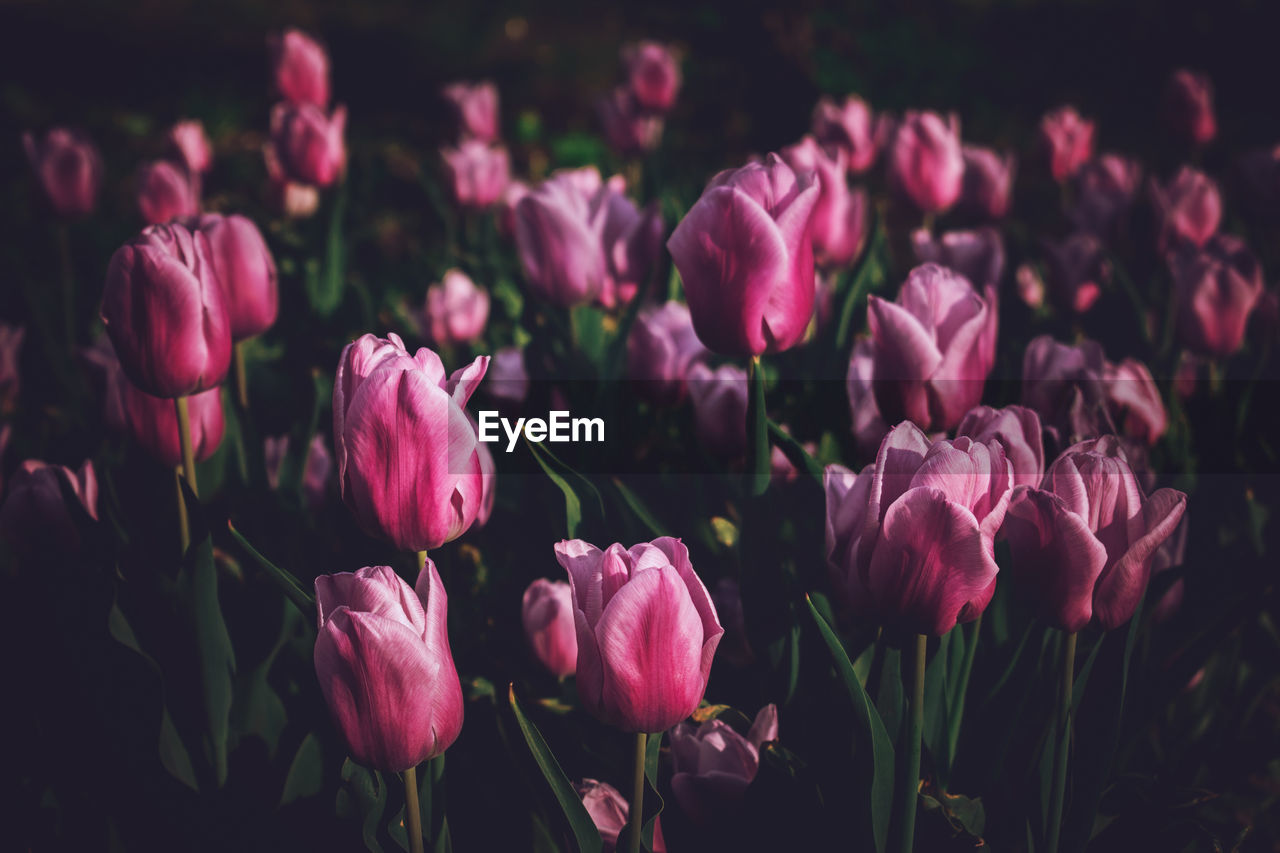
{"left": 577, "top": 779, "right": 668, "bottom": 853}
{"left": 960, "top": 146, "right": 1016, "bottom": 219}
{"left": 169, "top": 120, "right": 212, "bottom": 174}
{"left": 1150, "top": 167, "right": 1221, "bottom": 250}
{"left": 866, "top": 264, "right": 998, "bottom": 431}
{"left": 314, "top": 563, "right": 463, "bottom": 772}
{"left": 23, "top": 128, "right": 102, "bottom": 219}
{"left": 123, "top": 382, "right": 224, "bottom": 467}
{"left": 192, "top": 213, "right": 278, "bottom": 341}
{"left": 825, "top": 422, "right": 1013, "bottom": 636}
{"left": 1039, "top": 106, "right": 1095, "bottom": 182}
{"left": 1004, "top": 436, "right": 1186, "bottom": 631}
{"left": 101, "top": 222, "right": 231, "bottom": 398}
{"left": 911, "top": 227, "right": 1005, "bottom": 287}
{"left": 521, "top": 579, "right": 578, "bottom": 679}
{"left": 0, "top": 459, "right": 98, "bottom": 558}
{"left": 556, "top": 537, "right": 722, "bottom": 732}
{"left": 515, "top": 170, "right": 610, "bottom": 307}
{"left": 265, "top": 433, "right": 333, "bottom": 508}
{"left": 441, "top": 140, "right": 510, "bottom": 209}
{"left": 597, "top": 87, "right": 664, "bottom": 158}
{"left": 781, "top": 136, "right": 868, "bottom": 267}
{"left": 888, "top": 111, "right": 964, "bottom": 214}
{"left": 1069, "top": 154, "right": 1143, "bottom": 237}
{"left": 442, "top": 80, "right": 499, "bottom": 142}
{"left": 422, "top": 269, "right": 489, "bottom": 346}
{"left": 1042, "top": 232, "right": 1108, "bottom": 314}
{"left": 687, "top": 362, "right": 747, "bottom": 459}
{"left": 269, "top": 29, "right": 330, "bottom": 108}
{"left": 136, "top": 160, "right": 199, "bottom": 225}
{"left": 623, "top": 41, "right": 681, "bottom": 112}
{"left": 670, "top": 704, "right": 778, "bottom": 823}
{"left": 1164, "top": 70, "right": 1216, "bottom": 147}
{"left": 485, "top": 346, "right": 530, "bottom": 404}
{"left": 956, "top": 405, "right": 1045, "bottom": 489}
{"left": 628, "top": 302, "right": 708, "bottom": 405}
{"left": 812, "top": 95, "right": 882, "bottom": 174}
{"left": 1169, "top": 234, "right": 1264, "bottom": 358}
{"left": 267, "top": 102, "right": 347, "bottom": 188}
{"left": 600, "top": 193, "right": 664, "bottom": 310}
{"left": 333, "top": 333, "right": 488, "bottom": 552}
{"left": 669, "top": 154, "right": 819, "bottom": 356}
{"left": 0, "top": 322, "right": 25, "bottom": 415}
{"left": 846, "top": 336, "right": 890, "bottom": 459}
{"left": 1102, "top": 358, "right": 1167, "bottom": 446}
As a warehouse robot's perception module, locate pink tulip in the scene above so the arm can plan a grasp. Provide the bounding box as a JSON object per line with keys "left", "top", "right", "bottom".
{"left": 711, "top": 578, "right": 753, "bottom": 667}
{"left": 1164, "top": 70, "right": 1216, "bottom": 147}
{"left": 0, "top": 323, "right": 25, "bottom": 414}
{"left": 1102, "top": 358, "right": 1167, "bottom": 446}
{"left": 136, "top": 160, "right": 199, "bottom": 225}
{"left": 1003, "top": 436, "right": 1186, "bottom": 631}
{"left": 670, "top": 704, "right": 778, "bottom": 823}
{"left": 888, "top": 111, "right": 964, "bottom": 214}
{"left": 781, "top": 136, "right": 868, "bottom": 267}
{"left": 960, "top": 146, "right": 1016, "bottom": 219}
{"left": 101, "top": 222, "right": 231, "bottom": 398}
{"left": 824, "top": 421, "right": 1013, "bottom": 636}
{"left": 845, "top": 337, "right": 890, "bottom": 459}
{"left": 866, "top": 264, "right": 998, "bottom": 431}
{"left": 192, "top": 213, "right": 278, "bottom": 341}
{"left": 314, "top": 563, "right": 463, "bottom": 772}
{"left": 422, "top": 269, "right": 489, "bottom": 346}
{"left": 668, "top": 154, "right": 819, "bottom": 356}
{"left": 687, "top": 362, "right": 748, "bottom": 459}
{"left": 265, "top": 433, "right": 333, "bottom": 508}
{"left": 623, "top": 41, "right": 681, "bottom": 113}
{"left": 911, "top": 227, "right": 1005, "bottom": 287}
{"left": 599, "top": 193, "right": 664, "bottom": 310}
{"left": 442, "top": 81, "right": 499, "bottom": 143}
{"left": 811, "top": 95, "right": 883, "bottom": 174}
{"left": 1069, "top": 154, "right": 1142, "bottom": 236}
{"left": 476, "top": 427, "right": 496, "bottom": 527}
{"left": 514, "top": 169, "right": 611, "bottom": 307}
{"left": 577, "top": 779, "right": 667, "bottom": 853}
{"left": 333, "top": 333, "right": 488, "bottom": 552}
{"left": 1150, "top": 166, "right": 1221, "bottom": 250}
{"left": 1168, "top": 234, "right": 1264, "bottom": 358}
{"left": 598, "top": 87, "right": 664, "bottom": 158}
{"left": 628, "top": 301, "right": 708, "bottom": 405}
{"left": 1039, "top": 106, "right": 1095, "bottom": 182}
{"left": 1015, "top": 263, "right": 1046, "bottom": 310}
{"left": 23, "top": 128, "right": 102, "bottom": 219}
{"left": 496, "top": 180, "right": 530, "bottom": 236}
{"left": 956, "top": 405, "right": 1045, "bottom": 489}
{"left": 441, "top": 140, "right": 510, "bottom": 209}
{"left": 267, "top": 101, "right": 347, "bottom": 188}
{"left": 521, "top": 579, "right": 578, "bottom": 679}
{"left": 1042, "top": 232, "right": 1108, "bottom": 314}
{"left": 555, "top": 537, "right": 723, "bottom": 733}
{"left": 269, "top": 28, "right": 330, "bottom": 108}
{"left": 169, "top": 120, "right": 212, "bottom": 174}
{"left": 0, "top": 459, "right": 98, "bottom": 558}
{"left": 485, "top": 346, "right": 530, "bottom": 404}
{"left": 123, "top": 382, "right": 224, "bottom": 467}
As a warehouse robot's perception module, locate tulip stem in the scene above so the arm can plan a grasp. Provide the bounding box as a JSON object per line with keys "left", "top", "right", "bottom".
{"left": 175, "top": 395, "right": 198, "bottom": 498}
{"left": 745, "top": 355, "right": 770, "bottom": 496}
{"left": 895, "top": 633, "right": 927, "bottom": 853}
{"left": 404, "top": 765, "right": 424, "bottom": 853}
{"left": 416, "top": 550, "right": 428, "bottom": 572}
{"left": 1045, "top": 631, "right": 1077, "bottom": 853}
{"left": 58, "top": 224, "right": 75, "bottom": 350}
{"left": 174, "top": 466, "right": 189, "bottom": 554}
{"left": 233, "top": 341, "right": 249, "bottom": 410}
{"left": 628, "top": 731, "right": 647, "bottom": 853}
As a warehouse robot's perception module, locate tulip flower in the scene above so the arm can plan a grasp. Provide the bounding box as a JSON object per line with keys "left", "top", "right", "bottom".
{"left": 441, "top": 140, "right": 510, "bottom": 209}
{"left": 1039, "top": 106, "right": 1095, "bottom": 182}
{"left": 811, "top": 94, "right": 883, "bottom": 174}
{"left": 960, "top": 145, "right": 1016, "bottom": 219}
{"left": 1069, "top": 154, "right": 1143, "bottom": 237}
{"left": 265, "top": 433, "right": 333, "bottom": 508}
{"left": 0, "top": 322, "right": 25, "bottom": 414}
{"left": 1016, "top": 263, "right": 1046, "bottom": 310}
{"left": 137, "top": 160, "right": 200, "bottom": 225}
{"left": 1168, "top": 234, "right": 1264, "bottom": 358}
{"left": 521, "top": 579, "right": 578, "bottom": 679}
{"left": 599, "top": 192, "right": 664, "bottom": 310}
{"left": 888, "top": 111, "right": 964, "bottom": 214}
{"left": 422, "top": 269, "right": 489, "bottom": 346}
{"left": 824, "top": 421, "right": 1013, "bottom": 636}
{"left": 622, "top": 41, "right": 681, "bottom": 112}
{"left": 1150, "top": 166, "right": 1221, "bottom": 250}
{"left": 781, "top": 135, "right": 868, "bottom": 267}
{"left": 1164, "top": 70, "right": 1216, "bottom": 147}
{"left": 476, "top": 428, "right": 496, "bottom": 527}
{"left": 269, "top": 28, "right": 330, "bottom": 108}
{"left": 668, "top": 154, "right": 819, "bottom": 356}
{"left": 911, "top": 227, "right": 1005, "bottom": 287}
{"left": 101, "top": 222, "right": 231, "bottom": 398}
{"left": 0, "top": 459, "right": 98, "bottom": 558}
{"left": 687, "top": 362, "right": 748, "bottom": 458}
{"left": 267, "top": 101, "right": 347, "bottom": 188}
{"left": 168, "top": 120, "right": 213, "bottom": 175}
{"left": 333, "top": 333, "right": 488, "bottom": 552}
{"left": 514, "top": 169, "right": 611, "bottom": 307}
{"left": 1102, "top": 358, "right": 1167, "bottom": 447}
{"left": 192, "top": 213, "right": 278, "bottom": 341}
{"left": 577, "top": 779, "right": 667, "bottom": 853}
{"left": 496, "top": 180, "right": 530, "bottom": 236}
{"left": 485, "top": 346, "right": 530, "bottom": 404}
{"left": 123, "top": 382, "right": 224, "bottom": 467}
{"left": 845, "top": 337, "right": 890, "bottom": 459}
{"left": 670, "top": 704, "right": 778, "bottom": 823}
{"left": 442, "top": 80, "right": 499, "bottom": 143}
{"left": 865, "top": 264, "right": 998, "bottom": 431}
{"left": 627, "top": 301, "right": 708, "bottom": 405}
{"left": 598, "top": 87, "right": 664, "bottom": 158}
{"left": 956, "top": 404, "right": 1045, "bottom": 489}
{"left": 1042, "top": 232, "right": 1108, "bottom": 314}
{"left": 23, "top": 128, "right": 102, "bottom": 218}
{"left": 555, "top": 536, "right": 723, "bottom": 733}
{"left": 314, "top": 563, "right": 463, "bottom": 772}
{"left": 1003, "top": 436, "right": 1186, "bottom": 631}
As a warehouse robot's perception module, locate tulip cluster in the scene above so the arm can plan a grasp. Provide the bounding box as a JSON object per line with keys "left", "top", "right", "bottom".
{"left": 598, "top": 42, "right": 681, "bottom": 158}
{"left": 265, "top": 29, "right": 346, "bottom": 214}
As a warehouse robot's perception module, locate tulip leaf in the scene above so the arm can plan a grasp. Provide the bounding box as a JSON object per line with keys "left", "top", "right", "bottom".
{"left": 745, "top": 357, "right": 771, "bottom": 496}
{"left": 227, "top": 520, "right": 316, "bottom": 617}
{"left": 280, "top": 733, "right": 324, "bottom": 807}
{"left": 570, "top": 304, "right": 607, "bottom": 370}
{"left": 835, "top": 211, "right": 887, "bottom": 351}
{"left": 306, "top": 184, "right": 348, "bottom": 317}
{"left": 807, "top": 595, "right": 894, "bottom": 853}
{"left": 610, "top": 477, "right": 669, "bottom": 538}
{"left": 508, "top": 684, "right": 603, "bottom": 853}
{"left": 766, "top": 420, "right": 824, "bottom": 486}
{"left": 336, "top": 759, "right": 388, "bottom": 853}
{"left": 525, "top": 437, "right": 603, "bottom": 539}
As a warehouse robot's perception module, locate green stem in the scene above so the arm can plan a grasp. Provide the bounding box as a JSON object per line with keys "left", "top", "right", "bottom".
{"left": 1045, "top": 631, "right": 1077, "bottom": 853}
{"left": 895, "top": 633, "right": 927, "bottom": 853}
{"left": 404, "top": 765, "right": 424, "bottom": 853}
{"left": 233, "top": 341, "right": 249, "bottom": 410}
{"left": 946, "top": 613, "right": 983, "bottom": 766}
{"left": 175, "top": 395, "right": 198, "bottom": 498}
{"left": 920, "top": 212, "right": 935, "bottom": 235}
{"left": 58, "top": 224, "right": 75, "bottom": 351}
{"left": 416, "top": 550, "right": 428, "bottom": 572}
{"left": 174, "top": 467, "right": 189, "bottom": 554}
{"left": 628, "top": 731, "right": 647, "bottom": 853}
{"left": 745, "top": 355, "right": 769, "bottom": 496}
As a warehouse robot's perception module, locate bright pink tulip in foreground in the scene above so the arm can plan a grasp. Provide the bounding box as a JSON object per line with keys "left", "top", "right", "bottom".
{"left": 555, "top": 537, "right": 723, "bottom": 733}
{"left": 825, "top": 421, "right": 1013, "bottom": 636}
{"left": 956, "top": 404, "right": 1045, "bottom": 489}
{"left": 101, "top": 222, "right": 231, "bottom": 398}
{"left": 1168, "top": 234, "right": 1264, "bottom": 358}
{"left": 670, "top": 704, "right": 778, "bottom": 823}
{"left": 911, "top": 227, "right": 1005, "bottom": 288}
{"left": 23, "top": 128, "right": 102, "bottom": 218}
{"left": 811, "top": 94, "right": 882, "bottom": 173}
{"left": 960, "top": 145, "right": 1016, "bottom": 219}
{"left": 441, "top": 140, "right": 510, "bottom": 209}
{"left": 314, "top": 563, "right": 463, "bottom": 772}
{"left": 1004, "top": 436, "right": 1186, "bottom": 631}
{"left": 267, "top": 102, "right": 347, "bottom": 188}
{"left": 169, "top": 120, "right": 212, "bottom": 174}
{"left": 193, "top": 213, "right": 278, "bottom": 341}
{"left": 0, "top": 459, "right": 98, "bottom": 558}
{"left": 1150, "top": 166, "right": 1221, "bottom": 250}
{"left": 781, "top": 135, "right": 868, "bottom": 267}
{"left": 1164, "top": 70, "right": 1216, "bottom": 147}
{"left": 577, "top": 779, "right": 667, "bottom": 853}
{"left": 123, "top": 382, "right": 224, "bottom": 467}
{"left": 334, "top": 333, "right": 488, "bottom": 551}
{"left": 270, "top": 28, "right": 330, "bottom": 108}
{"left": 668, "top": 154, "right": 819, "bottom": 356}
{"left": 137, "top": 160, "right": 199, "bottom": 225}
{"left": 521, "top": 579, "right": 578, "bottom": 679}
{"left": 623, "top": 41, "right": 681, "bottom": 112}
{"left": 423, "top": 269, "right": 489, "bottom": 346}
{"left": 442, "top": 80, "right": 499, "bottom": 143}
{"left": 627, "top": 301, "right": 708, "bottom": 405}
{"left": 888, "top": 111, "right": 964, "bottom": 213}
{"left": 1040, "top": 106, "right": 1095, "bottom": 182}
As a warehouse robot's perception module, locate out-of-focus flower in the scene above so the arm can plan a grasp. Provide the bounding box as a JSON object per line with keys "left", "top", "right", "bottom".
{"left": 267, "top": 102, "right": 347, "bottom": 188}
{"left": 911, "top": 227, "right": 1005, "bottom": 287}
{"left": 687, "top": 362, "right": 748, "bottom": 459}
{"left": 442, "top": 81, "right": 499, "bottom": 143}
{"left": 1164, "top": 70, "right": 1216, "bottom": 147}
{"left": 888, "top": 111, "right": 964, "bottom": 213}
{"left": 423, "top": 269, "right": 489, "bottom": 346}
{"left": 137, "top": 160, "right": 199, "bottom": 225}
{"left": 1016, "top": 263, "right": 1046, "bottom": 310}
{"left": 628, "top": 301, "right": 708, "bottom": 405}
{"left": 599, "top": 191, "right": 664, "bottom": 309}
{"left": 577, "top": 779, "right": 667, "bottom": 853}
{"left": 1069, "top": 154, "right": 1143, "bottom": 237}
{"left": 1168, "top": 234, "right": 1264, "bottom": 358}
{"left": 440, "top": 140, "right": 510, "bottom": 209}
{"left": 169, "top": 120, "right": 213, "bottom": 175}
{"left": 956, "top": 404, "right": 1045, "bottom": 489}
{"left": 521, "top": 578, "right": 578, "bottom": 679}
{"left": 1039, "top": 106, "right": 1095, "bottom": 182}
{"left": 496, "top": 179, "right": 530, "bottom": 236}
{"left": 123, "top": 382, "right": 224, "bottom": 467}
{"left": 623, "top": 41, "right": 681, "bottom": 112}
{"left": 1042, "top": 232, "right": 1109, "bottom": 314}
{"left": 0, "top": 323, "right": 25, "bottom": 414}
{"left": 191, "top": 213, "right": 278, "bottom": 341}
{"left": 514, "top": 169, "right": 611, "bottom": 307}
{"left": 670, "top": 704, "right": 778, "bottom": 823}
{"left": 269, "top": 28, "right": 330, "bottom": 108}
{"left": 0, "top": 459, "right": 98, "bottom": 559}
{"left": 811, "top": 94, "right": 883, "bottom": 173}
{"left": 1101, "top": 358, "right": 1167, "bottom": 447}
{"left": 960, "top": 146, "right": 1016, "bottom": 219}
{"left": 846, "top": 336, "right": 890, "bottom": 459}
{"left": 485, "top": 346, "right": 529, "bottom": 404}
{"left": 781, "top": 136, "right": 869, "bottom": 267}
{"left": 1150, "top": 166, "right": 1222, "bottom": 251}
{"left": 598, "top": 87, "right": 664, "bottom": 158}
{"left": 23, "top": 128, "right": 102, "bottom": 218}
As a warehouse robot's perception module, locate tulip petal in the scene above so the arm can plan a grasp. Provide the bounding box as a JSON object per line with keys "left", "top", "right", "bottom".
{"left": 316, "top": 565, "right": 427, "bottom": 636}
{"left": 867, "top": 296, "right": 943, "bottom": 426}
{"left": 556, "top": 539, "right": 606, "bottom": 627}
{"left": 1093, "top": 488, "right": 1187, "bottom": 630}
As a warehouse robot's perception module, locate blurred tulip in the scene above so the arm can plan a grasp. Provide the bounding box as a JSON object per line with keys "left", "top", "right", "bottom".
{"left": 1039, "top": 106, "right": 1095, "bottom": 182}
{"left": 265, "top": 173, "right": 320, "bottom": 219}
{"left": 866, "top": 264, "right": 998, "bottom": 431}
{"left": 599, "top": 191, "right": 664, "bottom": 309}
{"left": 1168, "top": 234, "right": 1264, "bottom": 358}
{"left": 136, "top": 160, "right": 199, "bottom": 225}
{"left": 485, "top": 346, "right": 530, "bottom": 404}
{"left": 577, "top": 779, "right": 667, "bottom": 853}
{"left": 956, "top": 404, "right": 1045, "bottom": 489}
{"left": 825, "top": 421, "right": 1012, "bottom": 636}
{"left": 623, "top": 41, "right": 681, "bottom": 112}
{"left": 781, "top": 136, "right": 868, "bottom": 267}
{"left": 0, "top": 322, "right": 25, "bottom": 414}
{"left": 555, "top": 536, "right": 722, "bottom": 732}
{"left": 514, "top": 169, "right": 611, "bottom": 307}
{"left": 598, "top": 87, "right": 664, "bottom": 158}
{"left": 670, "top": 704, "right": 778, "bottom": 823}
{"left": 911, "top": 227, "right": 1005, "bottom": 287}
{"left": 23, "top": 128, "right": 102, "bottom": 218}
{"left": 333, "top": 333, "right": 488, "bottom": 552}
{"left": 440, "top": 140, "right": 510, "bottom": 209}
{"left": 1102, "top": 358, "right": 1167, "bottom": 446}
{"left": 265, "top": 433, "right": 333, "bottom": 508}
{"left": 1042, "top": 232, "right": 1108, "bottom": 314}
{"left": 101, "top": 222, "right": 231, "bottom": 398}
{"left": 845, "top": 336, "right": 890, "bottom": 459}
{"left": 521, "top": 578, "right": 578, "bottom": 679}
{"left": 267, "top": 101, "right": 346, "bottom": 188}
{"left": 668, "top": 154, "right": 819, "bottom": 356}
{"left": 960, "top": 145, "right": 1016, "bottom": 219}
{"left": 1150, "top": 166, "right": 1221, "bottom": 250}
{"left": 1069, "top": 154, "right": 1142, "bottom": 237}
{"left": 314, "top": 563, "right": 463, "bottom": 772}
{"left": 687, "top": 362, "right": 747, "bottom": 458}
{"left": 811, "top": 94, "right": 882, "bottom": 173}
{"left": 628, "top": 301, "right": 708, "bottom": 405}
{"left": 423, "top": 269, "right": 489, "bottom": 346}
{"left": 1004, "top": 436, "right": 1186, "bottom": 631}
{"left": 442, "top": 80, "right": 499, "bottom": 143}
{"left": 168, "top": 120, "right": 212, "bottom": 174}
{"left": 269, "top": 28, "right": 330, "bottom": 108}
{"left": 1173, "top": 351, "right": 1201, "bottom": 400}
{"left": 496, "top": 179, "right": 530, "bottom": 236}
{"left": 1235, "top": 145, "right": 1280, "bottom": 217}
{"left": 711, "top": 578, "right": 753, "bottom": 667}
{"left": 123, "top": 382, "right": 224, "bottom": 467}
{"left": 192, "top": 213, "right": 278, "bottom": 341}
{"left": 1016, "top": 263, "right": 1046, "bottom": 310}
{"left": 1164, "top": 70, "right": 1216, "bottom": 147}
{"left": 889, "top": 111, "right": 964, "bottom": 213}
{"left": 0, "top": 459, "right": 97, "bottom": 558}
{"left": 1021, "top": 335, "right": 1109, "bottom": 447}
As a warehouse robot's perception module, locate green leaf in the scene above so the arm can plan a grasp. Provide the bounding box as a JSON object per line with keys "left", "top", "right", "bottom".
{"left": 508, "top": 684, "right": 603, "bottom": 853}
{"left": 570, "top": 304, "right": 607, "bottom": 369}
{"left": 336, "top": 759, "right": 388, "bottom": 853}
{"left": 525, "top": 438, "right": 603, "bottom": 539}
{"left": 611, "top": 478, "right": 668, "bottom": 539}
{"left": 745, "top": 357, "right": 770, "bottom": 496}
{"left": 280, "top": 734, "right": 324, "bottom": 806}
{"left": 227, "top": 521, "right": 315, "bottom": 617}
{"left": 767, "top": 420, "right": 824, "bottom": 486}
{"left": 306, "top": 186, "right": 348, "bottom": 317}
{"left": 835, "top": 212, "right": 887, "bottom": 351}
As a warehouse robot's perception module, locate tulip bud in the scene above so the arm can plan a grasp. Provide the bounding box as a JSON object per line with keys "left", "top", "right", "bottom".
{"left": 888, "top": 111, "right": 964, "bottom": 213}
{"left": 0, "top": 322, "right": 25, "bottom": 415}
{"left": 269, "top": 28, "right": 330, "bottom": 108}
{"left": 627, "top": 301, "right": 708, "bottom": 405}
{"left": 265, "top": 433, "right": 333, "bottom": 508}
{"left": 1164, "top": 70, "right": 1216, "bottom": 147}
{"left": 1039, "top": 106, "right": 1095, "bottom": 182}
{"left": 1168, "top": 234, "right": 1263, "bottom": 359}
{"left": 960, "top": 146, "right": 1016, "bottom": 220}
{"left": 577, "top": 779, "right": 668, "bottom": 853}
{"left": 521, "top": 579, "right": 578, "bottom": 679}
{"left": 687, "top": 362, "right": 748, "bottom": 458}
{"left": 597, "top": 87, "right": 664, "bottom": 158}
{"left": 781, "top": 136, "right": 868, "bottom": 267}
{"left": 486, "top": 346, "right": 530, "bottom": 404}
{"left": 169, "top": 120, "right": 213, "bottom": 174}
{"left": 333, "top": 333, "right": 488, "bottom": 552}
{"left": 101, "top": 222, "right": 232, "bottom": 398}
{"left": 670, "top": 704, "right": 778, "bottom": 823}
{"left": 1004, "top": 436, "right": 1186, "bottom": 631}
{"left": 136, "top": 160, "right": 200, "bottom": 225}
{"left": 442, "top": 80, "right": 499, "bottom": 142}
{"left": 192, "top": 213, "right": 278, "bottom": 341}
{"left": 0, "top": 459, "right": 98, "bottom": 559}
{"left": 622, "top": 41, "right": 681, "bottom": 112}
{"left": 23, "top": 128, "right": 102, "bottom": 219}
{"left": 1150, "top": 166, "right": 1222, "bottom": 251}
{"left": 812, "top": 95, "right": 882, "bottom": 174}
{"left": 1042, "top": 232, "right": 1108, "bottom": 314}
{"left": 267, "top": 102, "right": 347, "bottom": 188}
{"left": 123, "top": 382, "right": 224, "bottom": 467}
{"left": 514, "top": 170, "right": 611, "bottom": 307}
{"left": 1069, "top": 154, "right": 1143, "bottom": 237}
{"left": 423, "top": 269, "right": 489, "bottom": 346}
{"left": 556, "top": 537, "right": 723, "bottom": 732}
{"left": 314, "top": 563, "right": 463, "bottom": 772}
{"left": 441, "top": 140, "right": 510, "bottom": 209}
{"left": 845, "top": 336, "right": 890, "bottom": 459}
{"left": 956, "top": 405, "right": 1044, "bottom": 489}
{"left": 599, "top": 193, "right": 664, "bottom": 310}
{"left": 911, "top": 227, "right": 1005, "bottom": 288}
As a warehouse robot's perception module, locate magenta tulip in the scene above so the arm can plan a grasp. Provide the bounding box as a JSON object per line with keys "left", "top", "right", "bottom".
{"left": 485, "top": 346, "right": 530, "bottom": 404}
{"left": 1164, "top": 70, "right": 1216, "bottom": 147}
{"left": 514, "top": 169, "right": 611, "bottom": 307}
{"left": 1168, "top": 234, "right": 1264, "bottom": 358}
{"left": 442, "top": 81, "right": 499, "bottom": 143}
{"left": 960, "top": 145, "right": 1016, "bottom": 220}
{"left": 521, "top": 578, "right": 578, "bottom": 679}
{"left": 1004, "top": 436, "right": 1186, "bottom": 631}
{"left": 687, "top": 362, "right": 748, "bottom": 459}
{"left": 555, "top": 537, "right": 723, "bottom": 733}
{"left": 168, "top": 120, "right": 212, "bottom": 174}
{"left": 1102, "top": 358, "right": 1167, "bottom": 446}
{"left": 1069, "top": 154, "right": 1143, "bottom": 237}
{"left": 811, "top": 94, "right": 882, "bottom": 174}
{"left": 314, "top": 563, "right": 463, "bottom": 772}
{"left": 441, "top": 140, "right": 510, "bottom": 209}
{"left": 888, "top": 111, "right": 964, "bottom": 214}
{"left": 577, "top": 779, "right": 667, "bottom": 853}
{"left": 845, "top": 336, "right": 890, "bottom": 459}
{"left": 599, "top": 192, "right": 664, "bottom": 310}
{"left": 123, "top": 382, "right": 224, "bottom": 467}
{"left": 627, "top": 301, "right": 708, "bottom": 405}
{"left": 1039, "top": 106, "right": 1095, "bottom": 182}
{"left": 423, "top": 269, "right": 489, "bottom": 346}
{"left": 267, "top": 101, "right": 347, "bottom": 188}
{"left": 623, "top": 41, "right": 681, "bottom": 112}
{"left": 0, "top": 322, "right": 25, "bottom": 414}
{"left": 1150, "top": 166, "right": 1221, "bottom": 250}
{"left": 0, "top": 459, "right": 98, "bottom": 558}
{"left": 911, "top": 227, "right": 1005, "bottom": 287}
{"left": 670, "top": 704, "right": 778, "bottom": 823}
{"left": 598, "top": 87, "right": 664, "bottom": 158}
{"left": 101, "top": 222, "right": 231, "bottom": 398}
{"left": 23, "top": 128, "right": 102, "bottom": 219}
{"left": 1042, "top": 232, "right": 1108, "bottom": 314}
{"left": 269, "top": 28, "right": 330, "bottom": 108}
{"left": 956, "top": 405, "right": 1045, "bottom": 489}
{"left": 192, "top": 213, "right": 278, "bottom": 341}
{"left": 476, "top": 427, "right": 496, "bottom": 527}
{"left": 136, "top": 160, "right": 199, "bottom": 226}
{"left": 781, "top": 135, "right": 868, "bottom": 267}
